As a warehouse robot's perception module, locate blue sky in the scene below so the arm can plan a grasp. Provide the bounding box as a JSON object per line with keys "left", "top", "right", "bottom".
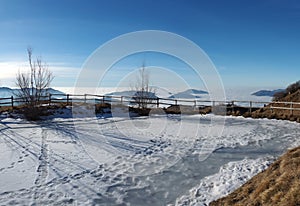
{"left": 1, "top": 0, "right": 300, "bottom": 89}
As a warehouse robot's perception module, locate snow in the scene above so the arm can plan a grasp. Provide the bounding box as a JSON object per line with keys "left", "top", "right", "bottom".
{"left": 0, "top": 110, "right": 300, "bottom": 205}
{"left": 175, "top": 157, "right": 273, "bottom": 206}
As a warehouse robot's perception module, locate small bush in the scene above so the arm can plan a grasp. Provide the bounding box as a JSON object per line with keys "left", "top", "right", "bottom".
{"left": 286, "top": 80, "right": 300, "bottom": 94}
{"left": 273, "top": 91, "right": 287, "bottom": 101}
{"left": 23, "top": 106, "right": 45, "bottom": 121}
{"left": 273, "top": 80, "right": 300, "bottom": 101}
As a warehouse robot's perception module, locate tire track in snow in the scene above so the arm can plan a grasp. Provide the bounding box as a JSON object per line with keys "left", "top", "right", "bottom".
{"left": 33, "top": 127, "right": 49, "bottom": 204}
{"left": 0, "top": 123, "right": 40, "bottom": 174}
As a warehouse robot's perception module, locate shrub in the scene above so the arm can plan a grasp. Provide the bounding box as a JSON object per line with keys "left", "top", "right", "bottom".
{"left": 272, "top": 80, "right": 300, "bottom": 101}
{"left": 286, "top": 80, "right": 300, "bottom": 94}
{"left": 15, "top": 47, "right": 54, "bottom": 121}
{"left": 273, "top": 90, "right": 287, "bottom": 101}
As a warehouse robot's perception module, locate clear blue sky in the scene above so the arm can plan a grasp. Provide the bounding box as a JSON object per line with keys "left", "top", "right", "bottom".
{"left": 1, "top": 0, "right": 300, "bottom": 89}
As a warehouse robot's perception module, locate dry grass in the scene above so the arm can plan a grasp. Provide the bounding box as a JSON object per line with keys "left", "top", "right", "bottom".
{"left": 210, "top": 146, "right": 300, "bottom": 206}
{"left": 0, "top": 105, "right": 14, "bottom": 113}
{"left": 248, "top": 89, "right": 300, "bottom": 122}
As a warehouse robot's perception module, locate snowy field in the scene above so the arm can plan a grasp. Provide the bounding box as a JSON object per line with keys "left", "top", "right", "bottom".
{"left": 0, "top": 107, "right": 299, "bottom": 205}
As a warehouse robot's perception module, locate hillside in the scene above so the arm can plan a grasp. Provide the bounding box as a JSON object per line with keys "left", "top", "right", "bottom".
{"left": 247, "top": 81, "right": 300, "bottom": 121}
{"left": 275, "top": 89, "right": 300, "bottom": 102}
{"left": 211, "top": 81, "right": 300, "bottom": 206}
{"left": 272, "top": 81, "right": 300, "bottom": 101}
{"left": 210, "top": 146, "right": 300, "bottom": 206}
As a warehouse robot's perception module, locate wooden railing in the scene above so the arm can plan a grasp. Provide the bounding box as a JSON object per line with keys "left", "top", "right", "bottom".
{"left": 269, "top": 101, "right": 300, "bottom": 115}
{"left": 1, "top": 93, "right": 300, "bottom": 114}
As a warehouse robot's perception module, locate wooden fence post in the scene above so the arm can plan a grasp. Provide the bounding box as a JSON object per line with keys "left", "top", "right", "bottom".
{"left": 84, "top": 94, "right": 87, "bottom": 103}
{"left": 249, "top": 101, "right": 252, "bottom": 114}
{"left": 48, "top": 94, "right": 52, "bottom": 106}
{"left": 11, "top": 96, "right": 14, "bottom": 108}
{"left": 231, "top": 101, "right": 234, "bottom": 113}
{"left": 290, "top": 102, "right": 293, "bottom": 116}
{"left": 175, "top": 99, "right": 178, "bottom": 105}
{"left": 157, "top": 98, "right": 159, "bottom": 108}
{"left": 67, "top": 94, "right": 69, "bottom": 104}
{"left": 194, "top": 100, "right": 197, "bottom": 107}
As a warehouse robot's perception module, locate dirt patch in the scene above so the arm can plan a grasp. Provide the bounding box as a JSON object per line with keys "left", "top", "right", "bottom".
{"left": 244, "top": 103, "right": 300, "bottom": 122}
{"left": 164, "top": 105, "right": 209, "bottom": 115}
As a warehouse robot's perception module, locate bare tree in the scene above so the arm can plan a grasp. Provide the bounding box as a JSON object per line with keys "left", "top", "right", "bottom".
{"left": 15, "top": 47, "right": 54, "bottom": 119}
{"left": 132, "top": 64, "right": 156, "bottom": 109}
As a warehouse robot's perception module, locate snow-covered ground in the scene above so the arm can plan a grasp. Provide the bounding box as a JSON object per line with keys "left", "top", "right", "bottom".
{"left": 0, "top": 108, "right": 299, "bottom": 205}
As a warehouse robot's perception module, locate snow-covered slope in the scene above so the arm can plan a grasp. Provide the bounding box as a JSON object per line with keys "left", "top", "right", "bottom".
{"left": 0, "top": 110, "right": 299, "bottom": 205}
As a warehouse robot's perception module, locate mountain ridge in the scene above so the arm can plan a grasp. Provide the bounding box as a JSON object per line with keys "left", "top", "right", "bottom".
{"left": 169, "top": 89, "right": 208, "bottom": 99}
{"left": 0, "top": 87, "right": 65, "bottom": 98}
{"left": 251, "top": 89, "right": 284, "bottom": 97}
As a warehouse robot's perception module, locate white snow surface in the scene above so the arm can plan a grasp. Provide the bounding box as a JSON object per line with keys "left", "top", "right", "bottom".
{"left": 0, "top": 109, "right": 299, "bottom": 205}
{"left": 175, "top": 157, "right": 273, "bottom": 206}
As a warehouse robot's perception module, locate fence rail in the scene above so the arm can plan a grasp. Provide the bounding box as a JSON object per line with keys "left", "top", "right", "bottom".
{"left": 1, "top": 93, "right": 300, "bottom": 114}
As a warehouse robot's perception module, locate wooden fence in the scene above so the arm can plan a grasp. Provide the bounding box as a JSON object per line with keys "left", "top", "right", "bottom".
{"left": 269, "top": 101, "right": 300, "bottom": 115}
{"left": 1, "top": 93, "right": 300, "bottom": 114}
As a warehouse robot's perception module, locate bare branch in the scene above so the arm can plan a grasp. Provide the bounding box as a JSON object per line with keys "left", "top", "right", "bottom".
{"left": 132, "top": 65, "right": 156, "bottom": 109}
{"left": 15, "top": 47, "right": 54, "bottom": 108}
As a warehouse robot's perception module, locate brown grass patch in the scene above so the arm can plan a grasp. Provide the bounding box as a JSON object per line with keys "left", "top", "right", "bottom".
{"left": 210, "top": 146, "right": 300, "bottom": 206}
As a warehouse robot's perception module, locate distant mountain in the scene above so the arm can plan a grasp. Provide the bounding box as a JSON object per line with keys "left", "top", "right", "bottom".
{"left": 105, "top": 90, "right": 157, "bottom": 98}
{"left": 105, "top": 90, "right": 137, "bottom": 97}
{"left": 0, "top": 87, "right": 65, "bottom": 98}
{"left": 46, "top": 88, "right": 65, "bottom": 95}
{"left": 251, "top": 89, "right": 284, "bottom": 97}
{"left": 0, "top": 87, "right": 14, "bottom": 98}
{"left": 169, "top": 89, "right": 208, "bottom": 99}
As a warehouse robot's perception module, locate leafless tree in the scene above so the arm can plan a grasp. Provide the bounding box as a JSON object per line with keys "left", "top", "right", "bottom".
{"left": 132, "top": 65, "right": 156, "bottom": 109}
{"left": 15, "top": 47, "right": 54, "bottom": 119}
{"left": 16, "top": 47, "right": 53, "bottom": 106}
